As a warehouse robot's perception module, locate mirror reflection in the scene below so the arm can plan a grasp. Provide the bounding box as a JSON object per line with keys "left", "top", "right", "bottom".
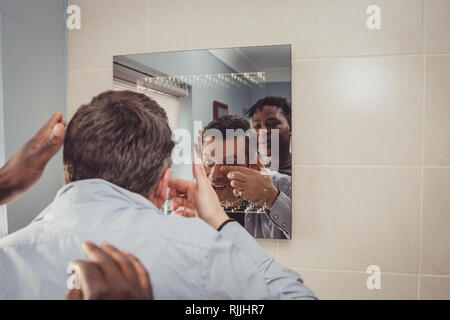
{"left": 113, "top": 45, "right": 292, "bottom": 239}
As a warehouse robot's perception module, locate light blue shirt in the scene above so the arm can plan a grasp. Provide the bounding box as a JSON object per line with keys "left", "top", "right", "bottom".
{"left": 0, "top": 179, "right": 316, "bottom": 299}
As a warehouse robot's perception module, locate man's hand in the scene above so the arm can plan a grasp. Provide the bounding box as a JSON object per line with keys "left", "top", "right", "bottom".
{"left": 220, "top": 166, "right": 278, "bottom": 210}
{"left": 169, "top": 158, "right": 229, "bottom": 230}
{"left": 0, "top": 112, "right": 66, "bottom": 205}
{"left": 66, "top": 241, "right": 153, "bottom": 300}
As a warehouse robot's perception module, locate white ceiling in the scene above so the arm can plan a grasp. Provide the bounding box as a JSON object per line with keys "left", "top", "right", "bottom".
{"left": 208, "top": 45, "right": 291, "bottom": 82}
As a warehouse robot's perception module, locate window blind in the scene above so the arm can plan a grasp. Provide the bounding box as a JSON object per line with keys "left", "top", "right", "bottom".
{"left": 113, "top": 79, "right": 179, "bottom": 131}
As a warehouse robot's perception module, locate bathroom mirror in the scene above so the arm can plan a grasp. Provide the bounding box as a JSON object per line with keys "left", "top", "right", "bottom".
{"left": 113, "top": 45, "right": 292, "bottom": 239}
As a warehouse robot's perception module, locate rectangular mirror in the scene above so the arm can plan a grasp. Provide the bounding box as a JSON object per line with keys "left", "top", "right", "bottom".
{"left": 114, "top": 45, "right": 292, "bottom": 239}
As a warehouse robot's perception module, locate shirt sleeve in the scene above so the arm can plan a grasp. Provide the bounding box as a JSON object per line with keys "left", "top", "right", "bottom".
{"left": 266, "top": 191, "right": 291, "bottom": 239}
{"left": 215, "top": 222, "right": 317, "bottom": 300}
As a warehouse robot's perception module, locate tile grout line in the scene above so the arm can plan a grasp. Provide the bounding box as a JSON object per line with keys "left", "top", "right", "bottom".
{"left": 292, "top": 53, "right": 450, "bottom": 62}
{"left": 274, "top": 0, "right": 279, "bottom": 37}
{"left": 421, "top": 273, "right": 450, "bottom": 279}
{"left": 290, "top": 267, "right": 450, "bottom": 279}
{"left": 292, "top": 53, "right": 422, "bottom": 62}
{"left": 289, "top": 267, "right": 421, "bottom": 277}
{"left": 146, "top": 0, "right": 150, "bottom": 53}
{"left": 417, "top": 0, "right": 426, "bottom": 300}
{"left": 291, "top": 165, "right": 450, "bottom": 168}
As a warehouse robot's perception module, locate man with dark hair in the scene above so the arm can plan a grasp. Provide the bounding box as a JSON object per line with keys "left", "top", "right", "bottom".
{"left": 245, "top": 96, "right": 292, "bottom": 176}
{"left": 110, "top": 90, "right": 169, "bottom": 122}
{"left": 0, "top": 90, "right": 314, "bottom": 299}
{"left": 63, "top": 90, "right": 173, "bottom": 199}
{"left": 197, "top": 115, "right": 292, "bottom": 239}
{"left": 0, "top": 111, "right": 153, "bottom": 300}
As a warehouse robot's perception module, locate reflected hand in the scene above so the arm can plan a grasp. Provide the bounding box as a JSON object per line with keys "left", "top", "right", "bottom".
{"left": 220, "top": 166, "right": 278, "bottom": 210}
{"left": 66, "top": 241, "right": 153, "bottom": 300}
{"left": 0, "top": 112, "right": 66, "bottom": 205}
{"left": 169, "top": 151, "right": 229, "bottom": 229}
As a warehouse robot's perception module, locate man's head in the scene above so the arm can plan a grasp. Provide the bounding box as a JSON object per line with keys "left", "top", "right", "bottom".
{"left": 63, "top": 90, "right": 174, "bottom": 208}
{"left": 245, "top": 96, "right": 291, "bottom": 157}
{"left": 111, "top": 90, "right": 169, "bottom": 122}
{"left": 202, "top": 115, "right": 257, "bottom": 207}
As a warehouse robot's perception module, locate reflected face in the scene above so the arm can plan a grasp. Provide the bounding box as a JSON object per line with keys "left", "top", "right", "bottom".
{"left": 203, "top": 137, "right": 248, "bottom": 207}
{"left": 251, "top": 105, "right": 291, "bottom": 157}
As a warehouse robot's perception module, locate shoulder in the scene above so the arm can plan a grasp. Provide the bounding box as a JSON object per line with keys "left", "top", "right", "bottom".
{"left": 268, "top": 170, "right": 291, "bottom": 193}
{"left": 122, "top": 209, "right": 227, "bottom": 251}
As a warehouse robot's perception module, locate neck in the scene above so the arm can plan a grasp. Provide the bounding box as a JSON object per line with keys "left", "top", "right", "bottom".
{"left": 279, "top": 151, "right": 291, "bottom": 167}
{"left": 268, "top": 151, "right": 291, "bottom": 168}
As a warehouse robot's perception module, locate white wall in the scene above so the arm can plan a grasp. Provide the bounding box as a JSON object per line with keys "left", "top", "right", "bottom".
{"left": 0, "top": 0, "right": 66, "bottom": 233}
{"left": 67, "top": 0, "right": 450, "bottom": 300}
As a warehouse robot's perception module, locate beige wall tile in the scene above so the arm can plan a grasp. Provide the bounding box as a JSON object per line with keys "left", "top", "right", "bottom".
{"left": 64, "top": 0, "right": 449, "bottom": 300}
{"left": 278, "top": 0, "right": 422, "bottom": 58}
{"left": 296, "top": 268, "right": 417, "bottom": 300}
{"left": 279, "top": 167, "right": 421, "bottom": 273}
{"left": 256, "top": 239, "right": 277, "bottom": 260}
{"left": 292, "top": 56, "right": 422, "bottom": 165}
{"left": 425, "top": 56, "right": 450, "bottom": 166}
{"left": 147, "top": 0, "right": 279, "bottom": 53}
{"left": 68, "top": 0, "right": 148, "bottom": 71}
{"left": 421, "top": 168, "right": 450, "bottom": 275}
{"left": 67, "top": 70, "right": 113, "bottom": 118}
{"left": 420, "top": 276, "right": 450, "bottom": 299}
{"left": 424, "top": 0, "right": 450, "bottom": 53}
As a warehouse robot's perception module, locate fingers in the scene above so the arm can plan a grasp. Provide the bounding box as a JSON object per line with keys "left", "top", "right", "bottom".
{"left": 174, "top": 207, "right": 198, "bottom": 218}
{"left": 232, "top": 188, "right": 245, "bottom": 198}
{"left": 68, "top": 259, "right": 106, "bottom": 300}
{"left": 43, "top": 111, "right": 64, "bottom": 129}
{"left": 225, "top": 171, "right": 248, "bottom": 182}
{"left": 256, "top": 156, "right": 265, "bottom": 170}
{"left": 193, "top": 159, "right": 209, "bottom": 188}
{"left": 220, "top": 165, "right": 256, "bottom": 176}
{"left": 65, "top": 288, "right": 83, "bottom": 300}
{"left": 122, "top": 251, "right": 153, "bottom": 299}
{"left": 48, "top": 123, "right": 66, "bottom": 146}
{"left": 82, "top": 241, "right": 122, "bottom": 280}
{"left": 99, "top": 243, "right": 140, "bottom": 287}
{"left": 72, "top": 242, "right": 154, "bottom": 300}
{"left": 230, "top": 180, "right": 246, "bottom": 189}
{"left": 193, "top": 142, "right": 203, "bottom": 164}
{"left": 170, "top": 197, "right": 194, "bottom": 211}
{"left": 39, "top": 112, "right": 66, "bottom": 155}
{"left": 168, "top": 178, "right": 194, "bottom": 196}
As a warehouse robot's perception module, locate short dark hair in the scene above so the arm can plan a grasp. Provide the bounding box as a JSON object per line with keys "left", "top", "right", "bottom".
{"left": 64, "top": 90, "right": 174, "bottom": 198}
{"left": 202, "top": 116, "right": 257, "bottom": 165}
{"left": 108, "top": 90, "right": 168, "bottom": 121}
{"left": 245, "top": 96, "right": 291, "bottom": 128}
{"left": 202, "top": 115, "right": 251, "bottom": 139}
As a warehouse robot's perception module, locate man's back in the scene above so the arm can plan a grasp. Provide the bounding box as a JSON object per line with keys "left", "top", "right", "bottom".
{"left": 0, "top": 179, "right": 279, "bottom": 299}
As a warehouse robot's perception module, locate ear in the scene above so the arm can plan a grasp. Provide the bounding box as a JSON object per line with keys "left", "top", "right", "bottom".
{"left": 149, "top": 168, "right": 172, "bottom": 208}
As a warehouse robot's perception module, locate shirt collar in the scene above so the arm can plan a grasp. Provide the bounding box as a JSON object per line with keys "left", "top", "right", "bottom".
{"left": 57, "top": 178, "right": 158, "bottom": 209}
{"left": 34, "top": 179, "right": 160, "bottom": 222}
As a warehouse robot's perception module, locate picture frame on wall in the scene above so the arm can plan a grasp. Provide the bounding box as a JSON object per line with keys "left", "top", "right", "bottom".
{"left": 213, "top": 100, "right": 228, "bottom": 120}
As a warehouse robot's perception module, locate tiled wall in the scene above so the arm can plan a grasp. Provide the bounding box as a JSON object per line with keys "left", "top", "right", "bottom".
{"left": 67, "top": 0, "right": 450, "bottom": 299}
